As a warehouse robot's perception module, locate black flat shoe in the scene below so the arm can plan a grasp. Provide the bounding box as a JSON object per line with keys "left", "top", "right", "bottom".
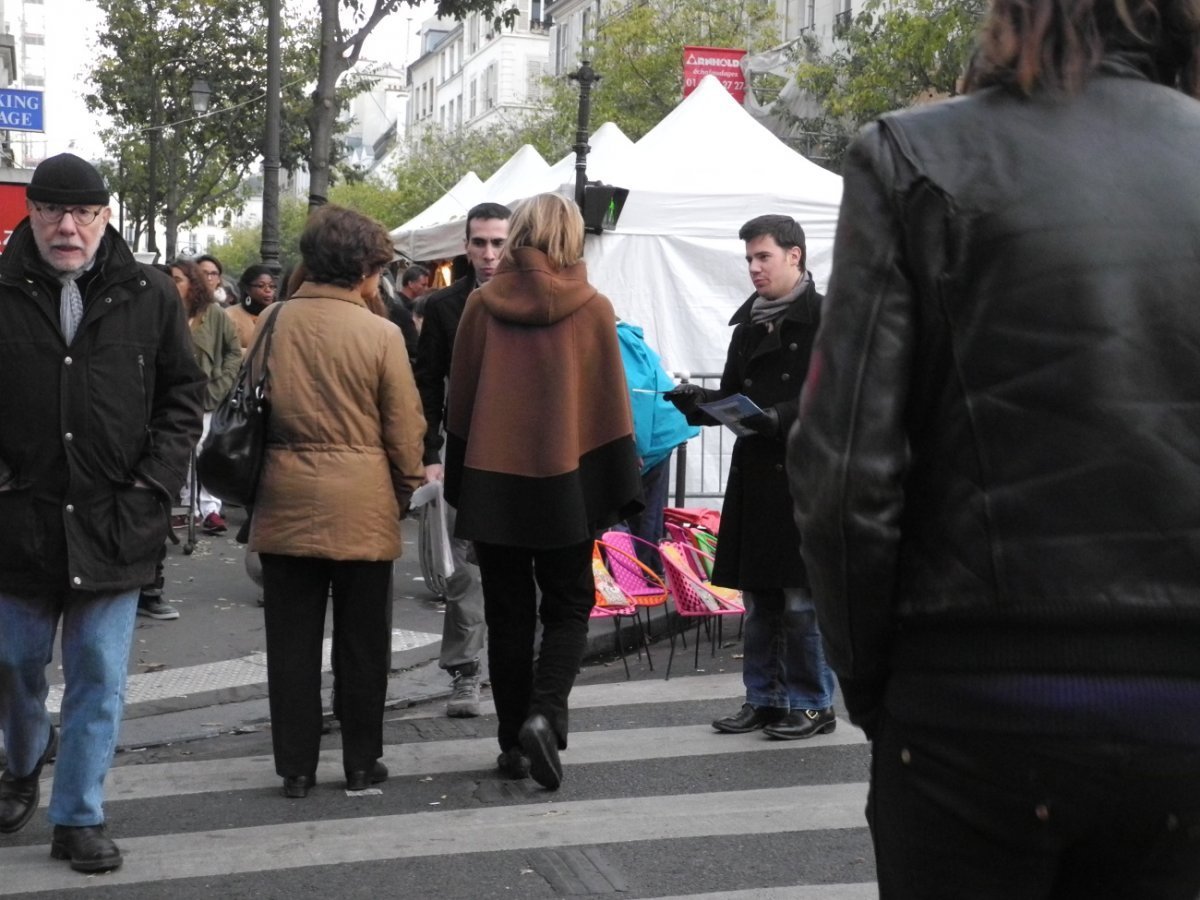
{"left": 345, "top": 760, "right": 388, "bottom": 791}
{"left": 282, "top": 774, "right": 316, "bottom": 798}
{"left": 763, "top": 707, "right": 838, "bottom": 740}
{"left": 0, "top": 724, "right": 57, "bottom": 834}
{"left": 518, "top": 714, "right": 562, "bottom": 791}
{"left": 50, "top": 824, "right": 122, "bottom": 873}
{"left": 496, "top": 748, "right": 531, "bottom": 780}
{"left": 712, "top": 703, "right": 787, "bottom": 734}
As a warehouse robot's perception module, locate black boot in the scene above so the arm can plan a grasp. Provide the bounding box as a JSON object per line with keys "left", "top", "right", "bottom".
{"left": 0, "top": 724, "right": 57, "bottom": 834}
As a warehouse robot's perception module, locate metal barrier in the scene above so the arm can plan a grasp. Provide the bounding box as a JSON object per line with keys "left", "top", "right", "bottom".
{"left": 666, "top": 373, "right": 731, "bottom": 507}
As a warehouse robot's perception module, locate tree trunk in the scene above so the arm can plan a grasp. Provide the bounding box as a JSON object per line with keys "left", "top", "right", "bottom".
{"left": 307, "top": 0, "right": 348, "bottom": 211}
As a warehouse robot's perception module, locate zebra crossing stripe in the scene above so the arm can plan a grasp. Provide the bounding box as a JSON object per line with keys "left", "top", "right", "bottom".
{"left": 0, "top": 782, "right": 870, "bottom": 895}
{"left": 85, "top": 719, "right": 866, "bottom": 805}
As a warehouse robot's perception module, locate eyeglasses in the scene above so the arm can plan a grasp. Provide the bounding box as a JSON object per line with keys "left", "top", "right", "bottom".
{"left": 198, "top": 268, "right": 221, "bottom": 280}
{"left": 248, "top": 280, "right": 274, "bottom": 290}
{"left": 30, "top": 203, "right": 105, "bottom": 226}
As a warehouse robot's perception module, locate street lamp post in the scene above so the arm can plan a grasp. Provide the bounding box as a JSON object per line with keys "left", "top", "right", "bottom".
{"left": 145, "top": 69, "right": 212, "bottom": 262}
{"left": 568, "top": 60, "right": 600, "bottom": 210}
{"left": 259, "top": 0, "right": 282, "bottom": 274}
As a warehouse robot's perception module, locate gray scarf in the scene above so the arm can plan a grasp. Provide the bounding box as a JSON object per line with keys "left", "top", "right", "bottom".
{"left": 58, "top": 259, "right": 96, "bottom": 345}
{"left": 750, "top": 271, "right": 809, "bottom": 328}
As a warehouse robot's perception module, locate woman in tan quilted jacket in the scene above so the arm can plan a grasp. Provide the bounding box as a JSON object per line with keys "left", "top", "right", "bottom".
{"left": 247, "top": 206, "right": 425, "bottom": 799}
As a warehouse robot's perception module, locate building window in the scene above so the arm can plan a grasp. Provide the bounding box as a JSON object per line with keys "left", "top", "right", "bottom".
{"left": 469, "top": 15, "right": 479, "bottom": 54}
{"left": 484, "top": 63, "right": 498, "bottom": 109}
{"left": 23, "top": 75, "right": 44, "bottom": 86}
{"left": 806, "top": 0, "right": 815, "bottom": 27}
{"left": 469, "top": 79, "right": 477, "bottom": 119}
{"left": 23, "top": 34, "right": 45, "bottom": 45}
{"left": 526, "top": 59, "right": 545, "bottom": 103}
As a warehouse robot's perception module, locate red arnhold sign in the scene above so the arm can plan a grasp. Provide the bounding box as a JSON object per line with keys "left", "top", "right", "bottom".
{"left": 0, "top": 181, "right": 29, "bottom": 253}
{"left": 683, "top": 46, "right": 748, "bottom": 104}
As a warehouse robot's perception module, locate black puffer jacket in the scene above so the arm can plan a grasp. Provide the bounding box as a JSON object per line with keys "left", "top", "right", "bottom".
{"left": 685, "top": 279, "right": 821, "bottom": 591}
{"left": 0, "top": 220, "right": 204, "bottom": 594}
{"left": 788, "top": 57, "right": 1200, "bottom": 727}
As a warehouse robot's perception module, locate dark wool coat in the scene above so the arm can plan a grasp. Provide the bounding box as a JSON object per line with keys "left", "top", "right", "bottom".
{"left": 414, "top": 275, "right": 472, "bottom": 466}
{"left": 686, "top": 278, "right": 822, "bottom": 592}
{"left": 0, "top": 220, "right": 204, "bottom": 594}
{"left": 444, "top": 247, "right": 643, "bottom": 549}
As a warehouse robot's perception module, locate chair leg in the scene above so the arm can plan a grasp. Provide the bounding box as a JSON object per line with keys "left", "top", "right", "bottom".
{"left": 665, "top": 615, "right": 679, "bottom": 680}
{"left": 613, "top": 616, "right": 630, "bottom": 680}
{"left": 639, "top": 614, "right": 654, "bottom": 672}
{"left": 693, "top": 618, "right": 703, "bottom": 670}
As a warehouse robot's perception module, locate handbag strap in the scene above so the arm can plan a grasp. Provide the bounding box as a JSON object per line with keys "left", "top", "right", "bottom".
{"left": 245, "top": 302, "right": 283, "bottom": 390}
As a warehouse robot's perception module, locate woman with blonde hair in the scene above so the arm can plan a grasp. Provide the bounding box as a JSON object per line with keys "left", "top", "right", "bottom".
{"left": 445, "top": 193, "right": 643, "bottom": 790}
{"left": 248, "top": 205, "right": 425, "bottom": 798}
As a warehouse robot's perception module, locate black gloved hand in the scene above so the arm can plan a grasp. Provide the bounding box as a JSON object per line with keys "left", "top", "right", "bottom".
{"left": 664, "top": 382, "right": 705, "bottom": 415}
{"left": 741, "top": 407, "right": 779, "bottom": 437}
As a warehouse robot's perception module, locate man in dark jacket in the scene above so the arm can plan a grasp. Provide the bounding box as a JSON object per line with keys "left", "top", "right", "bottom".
{"left": 789, "top": 0, "right": 1200, "bottom": 893}
{"left": 0, "top": 155, "right": 203, "bottom": 873}
{"left": 414, "top": 202, "right": 510, "bottom": 719}
{"left": 666, "top": 214, "right": 836, "bottom": 740}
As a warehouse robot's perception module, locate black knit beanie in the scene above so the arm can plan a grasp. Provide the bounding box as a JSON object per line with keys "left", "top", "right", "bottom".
{"left": 26, "top": 153, "right": 109, "bottom": 206}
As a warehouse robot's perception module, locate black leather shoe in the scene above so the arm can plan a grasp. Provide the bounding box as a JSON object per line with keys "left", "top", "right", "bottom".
{"left": 518, "top": 714, "right": 562, "bottom": 791}
{"left": 345, "top": 761, "right": 388, "bottom": 791}
{"left": 712, "top": 703, "right": 787, "bottom": 734}
{"left": 496, "top": 748, "right": 530, "bottom": 780}
{"left": 50, "top": 824, "right": 123, "bottom": 873}
{"left": 282, "top": 774, "right": 316, "bottom": 798}
{"left": 763, "top": 707, "right": 838, "bottom": 740}
{"left": 0, "top": 724, "right": 57, "bottom": 834}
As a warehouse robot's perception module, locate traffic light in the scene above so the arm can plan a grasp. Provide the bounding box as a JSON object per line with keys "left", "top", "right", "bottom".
{"left": 581, "top": 182, "right": 629, "bottom": 234}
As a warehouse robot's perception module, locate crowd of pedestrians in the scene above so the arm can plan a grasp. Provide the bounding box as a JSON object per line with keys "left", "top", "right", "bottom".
{"left": 3, "top": 1, "right": 1200, "bottom": 894}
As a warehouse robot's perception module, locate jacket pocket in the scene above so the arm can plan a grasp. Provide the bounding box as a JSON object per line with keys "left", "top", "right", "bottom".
{"left": 96, "top": 484, "right": 168, "bottom": 566}
{"left": 0, "top": 487, "right": 42, "bottom": 567}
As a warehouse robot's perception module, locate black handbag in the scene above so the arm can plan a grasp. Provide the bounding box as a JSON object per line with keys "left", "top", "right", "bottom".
{"left": 196, "top": 304, "right": 282, "bottom": 508}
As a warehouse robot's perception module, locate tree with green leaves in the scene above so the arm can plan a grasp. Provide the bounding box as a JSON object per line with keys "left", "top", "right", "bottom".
{"left": 307, "top": 0, "right": 516, "bottom": 210}
{"left": 791, "top": 0, "right": 986, "bottom": 170}
{"left": 544, "top": 0, "right": 780, "bottom": 142}
{"left": 206, "top": 196, "right": 311, "bottom": 279}
{"left": 86, "top": 0, "right": 317, "bottom": 260}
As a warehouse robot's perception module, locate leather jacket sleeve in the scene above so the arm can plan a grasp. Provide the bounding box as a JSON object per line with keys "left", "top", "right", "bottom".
{"left": 787, "top": 123, "right": 916, "bottom": 731}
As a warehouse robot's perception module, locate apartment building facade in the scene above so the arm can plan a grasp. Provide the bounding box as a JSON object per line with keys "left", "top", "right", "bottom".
{"left": 406, "top": 2, "right": 551, "bottom": 138}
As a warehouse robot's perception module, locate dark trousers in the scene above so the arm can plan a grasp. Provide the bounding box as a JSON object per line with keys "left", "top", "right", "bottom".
{"left": 260, "top": 554, "right": 392, "bottom": 778}
{"left": 474, "top": 540, "right": 595, "bottom": 752}
{"left": 870, "top": 715, "right": 1200, "bottom": 899}
{"left": 622, "top": 458, "right": 671, "bottom": 576}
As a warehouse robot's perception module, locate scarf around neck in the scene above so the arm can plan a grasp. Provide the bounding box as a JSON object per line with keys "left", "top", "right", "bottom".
{"left": 750, "top": 271, "right": 809, "bottom": 328}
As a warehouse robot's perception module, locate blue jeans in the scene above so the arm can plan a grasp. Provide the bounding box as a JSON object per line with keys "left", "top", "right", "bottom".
{"left": 0, "top": 587, "right": 138, "bottom": 826}
{"left": 742, "top": 588, "right": 836, "bottom": 710}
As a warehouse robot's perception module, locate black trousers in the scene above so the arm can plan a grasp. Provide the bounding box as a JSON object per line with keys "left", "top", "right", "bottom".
{"left": 474, "top": 540, "right": 595, "bottom": 752}
{"left": 869, "top": 715, "right": 1200, "bottom": 899}
{"left": 260, "top": 554, "right": 392, "bottom": 778}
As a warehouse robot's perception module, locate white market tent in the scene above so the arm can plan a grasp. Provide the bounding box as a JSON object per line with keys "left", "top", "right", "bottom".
{"left": 389, "top": 171, "right": 484, "bottom": 261}
{"left": 481, "top": 143, "right": 552, "bottom": 207}
{"left": 583, "top": 75, "right": 844, "bottom": 376}
{"left": 389, "top": 126, "right": 635, "bottom": 262}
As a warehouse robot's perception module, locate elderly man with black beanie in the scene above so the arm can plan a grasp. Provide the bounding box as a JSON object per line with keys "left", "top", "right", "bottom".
{"left": 0, "top": 154, "right": 203, "bottom": 873}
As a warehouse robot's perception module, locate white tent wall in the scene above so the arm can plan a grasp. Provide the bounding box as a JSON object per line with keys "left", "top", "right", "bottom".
{"left": 579, "top": 76, "right": 843, "bottom": 376}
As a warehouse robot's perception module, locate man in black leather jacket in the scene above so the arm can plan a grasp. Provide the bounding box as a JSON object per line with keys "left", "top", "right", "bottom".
{"left": 789, "top": 0, "right": 1200, "bottom": 894}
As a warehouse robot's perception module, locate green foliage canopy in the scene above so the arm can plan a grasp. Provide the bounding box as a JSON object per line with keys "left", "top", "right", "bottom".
{"left": 792, "top": 0, "right": 986, "bottom": 169}
{"left": 547, "top": 0, "right": 780, "bottom": 141}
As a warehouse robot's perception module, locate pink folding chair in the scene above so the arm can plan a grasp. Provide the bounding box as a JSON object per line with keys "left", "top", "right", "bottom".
{"left": 591, "top": 539, "right": 663, "bottom": 678}
{"left": 658, "top": 541, "right": 744, "bottom": 679}
{"left": 600, "top": 530, "right": 671, "bottom": 668}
